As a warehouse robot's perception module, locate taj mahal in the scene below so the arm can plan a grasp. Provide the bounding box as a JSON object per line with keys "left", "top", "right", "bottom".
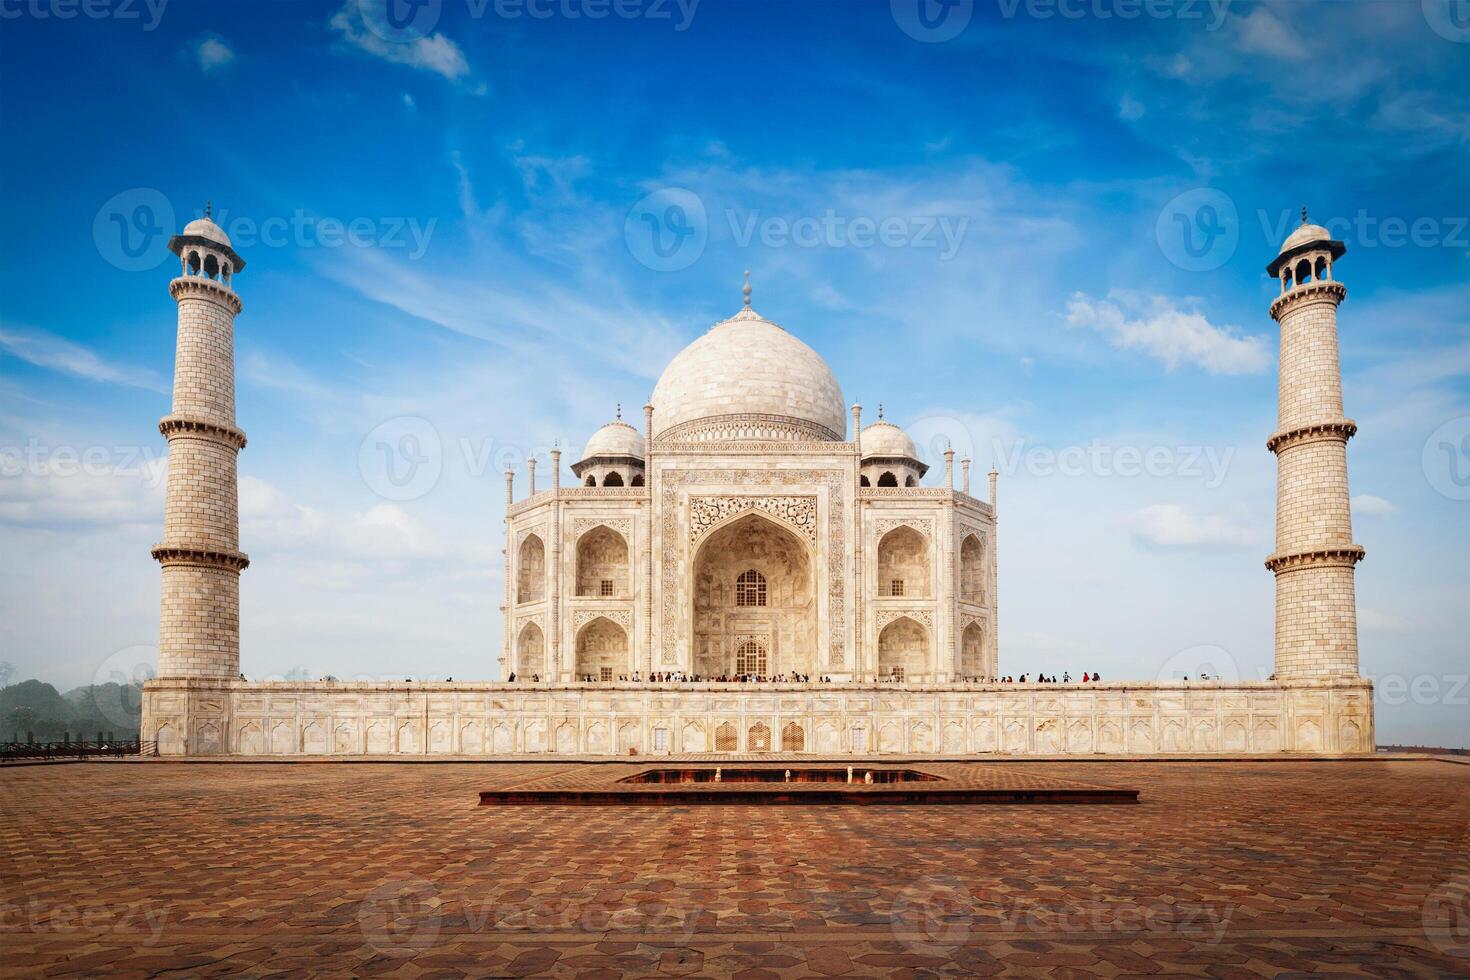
{"left": 141, "top": 210, "right": 1375, "bottom": 757}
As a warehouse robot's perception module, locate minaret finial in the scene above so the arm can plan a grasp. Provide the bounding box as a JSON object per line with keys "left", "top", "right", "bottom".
{"left": 878, "top": 402, "right": 884, "bottom": 420}
{"left": 205, "top": 199, "right": 213, "bottom": 220}
{"left": 742, "top": 269, "right": 752, "bottom": 309}
{"left": 1301, "top": 205, "right": 1308, "bottom": 225}
{"left": 616, "top": 402, "right": 622, "bottom": 421}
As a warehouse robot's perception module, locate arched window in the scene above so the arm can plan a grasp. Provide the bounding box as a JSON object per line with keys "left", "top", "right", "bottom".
{"left": 1295, "top": 258, "right": 1312, "bottom": 284}
{"left": 860, "top": 474, "right": 871, "bottom": 487}
{"left": 877, "top": 471, "right": 898, "bottom": 487}
{"left": 603, "top": 471, "right": 624, "bottom": 487}
{"left": 630, "top": 473, "right": 644, "bottom": 487}
{"left": 904, "top": 474, "right": 917, "bottom": 487}
{"left": 584, "top": 474, "right": 597, "bottom": 487}
{"left": 735, "top": 569, "right": 767, "bottom": 607}
{"left": 736, "top": 639, "right": 767, "bottom": 675}
{"left": 1314, "top": 256, "right": 1328, "bottom": 281}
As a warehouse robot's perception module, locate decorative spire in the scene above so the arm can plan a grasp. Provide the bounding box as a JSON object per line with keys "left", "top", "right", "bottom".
{"left": 1301, "top": 205, "right": 1309, "bottom": 225}
{"left": 877, "top": 403, "right": 884, "bottom": 420}
{"left": 616, "top": 402, "right": 622, "bottom": 421}
{"left": 742, "top": 269, "right": 752, "bottom": 309}
{"left": 205, "top": 200, "right": 213, "bottom": 220}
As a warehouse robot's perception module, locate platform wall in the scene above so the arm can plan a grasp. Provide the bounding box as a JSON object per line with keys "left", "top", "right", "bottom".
{"left": 140, "top": 679, "right": 1374, "bottom": 757}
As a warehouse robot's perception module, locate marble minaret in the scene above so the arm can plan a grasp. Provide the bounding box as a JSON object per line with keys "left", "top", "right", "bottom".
{"left": 152, "top": 206, "right": 249, "bottom": 679}
{"left": 1265, "top": 211, "right": 1363, "bottom": 679}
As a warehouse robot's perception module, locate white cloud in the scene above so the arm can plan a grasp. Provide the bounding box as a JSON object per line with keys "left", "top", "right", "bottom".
{"left": 0, "top": 450, "right": 165, "bottom": 529}
{"left": 328, "top": 1, "right": 470, "bottom": 82}
{"left": 0, "top": 324, "right": 164, "bottom": 391}
{"left": 1118, "top": 93, "right": 1145, "bottom": 121}
{"left": 1351, "top": 493, "right": 1398, "bottom": 517}
{"left": 1236, "top": 7, "right": 1308, "bottom": 61}
{"left": 188, "top": 34, "right": 236, "bottom": 74}
{"left": 1066, "top": 291, "right": 1271, "bottom": 375}
{"left": 1123, "top": 504, "right": 1258, "bottom": 550}
{"left": 240, "top": 476, "right": 490, "bottom": 563}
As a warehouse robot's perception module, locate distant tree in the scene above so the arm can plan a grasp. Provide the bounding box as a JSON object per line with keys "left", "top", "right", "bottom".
{"left": 0, "top": 661, "right": 15, "bottom": 688}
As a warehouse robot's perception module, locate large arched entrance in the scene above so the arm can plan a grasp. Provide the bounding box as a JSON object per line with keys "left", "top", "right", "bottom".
{"left": 575, "top": 617, "right": 627, "bottom": 681}
{"left": 878, "top": 616, "right": 929, "bottom": 681}
{"left": 692, "top": 513, "right": 815, "bottom": 677}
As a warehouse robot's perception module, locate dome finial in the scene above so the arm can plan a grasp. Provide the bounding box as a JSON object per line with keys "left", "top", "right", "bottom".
{"left": 877, "top": 402, "right": 884, "bottom": 420}
{"left": 1301, "top": 205, "right": 1308, "bottom": 226}
{"left": 616, "top": 402, "right": 622, "bottom": 421}
{"left": 742, "top": 269, "right": 752, "bottom": 309}
{"left": 205, "top": 199, "right": 213, "bottom": 220}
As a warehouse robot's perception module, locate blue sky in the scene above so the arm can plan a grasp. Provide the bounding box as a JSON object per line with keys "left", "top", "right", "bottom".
{"left": 0, "top": 0, "right": 1466, "bottom": 745}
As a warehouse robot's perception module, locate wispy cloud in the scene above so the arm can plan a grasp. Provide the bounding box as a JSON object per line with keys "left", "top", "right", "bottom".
{"left": 1066, "top": 291, "right": 1270, "bottom": 375}
{"left": 186, "top": 33, "right": 236, "bottom": 74}
{"left": 0, "top": 324, "right": 164, "bottom": 391}
{"left": 1351, "top": 494, "right": 1398, "bottom": 517}
{"left": 328, "top": 0, "right": 471, "bottom": 83}
{"left": 1124, "top": 503, "right": 1258, "bottom": 551}
{"left": 1235, "top": 7, "right": 1308, "bottom": 61}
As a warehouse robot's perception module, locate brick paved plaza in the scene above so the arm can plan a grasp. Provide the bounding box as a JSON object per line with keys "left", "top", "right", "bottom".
{"left": 2, "top": 759, "right": 1467, "bottom": 977}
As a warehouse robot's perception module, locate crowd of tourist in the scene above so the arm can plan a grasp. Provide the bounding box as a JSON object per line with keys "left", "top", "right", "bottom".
{"left": 500, "top": 671, "right": 1139, "bottom": 685}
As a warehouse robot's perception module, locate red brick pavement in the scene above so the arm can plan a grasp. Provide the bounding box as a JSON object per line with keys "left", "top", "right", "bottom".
{"left": 1, "top": 760, "right": 1467, "bottom": 977}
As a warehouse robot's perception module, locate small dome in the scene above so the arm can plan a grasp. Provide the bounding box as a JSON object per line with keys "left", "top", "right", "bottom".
{"left": 581, "top": 420, "right": 644, "bottom": 460}
{"left": 181, "top": 216, "right": 232, "bottom": 247}
{"left": 1266, "top": 209, "right": 1345, "bottom": 277}
{"left": 861, "top": 419, "right": 919, "bottom": 460}
{"left": 650, "top": 307, "right": 846, "bottom": 443}
{"left": 1279, "top": 222, "right": 1332, "bottom": 255}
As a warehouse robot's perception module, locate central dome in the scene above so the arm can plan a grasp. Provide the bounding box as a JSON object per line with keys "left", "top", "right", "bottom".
{"left": 650, "top": 307, "right": 846, "bottom": 443}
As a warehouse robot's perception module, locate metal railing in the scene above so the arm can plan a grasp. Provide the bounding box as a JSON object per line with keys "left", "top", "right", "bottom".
{"left": 0, "top": 739, "right": 157, "bottom": 762}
